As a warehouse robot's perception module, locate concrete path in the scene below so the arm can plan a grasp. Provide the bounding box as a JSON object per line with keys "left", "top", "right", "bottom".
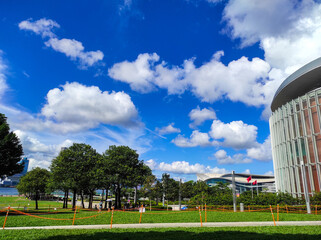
{"left": 2, "top": 221, "right": 321, "bottom": 230}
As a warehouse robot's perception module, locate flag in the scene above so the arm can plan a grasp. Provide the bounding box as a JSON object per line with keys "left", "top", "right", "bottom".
{"left": 247, "top": 176, "right": 252, "bottom": 183}
{"left": 253, "top": 180, "right": 257, "bottom": 185}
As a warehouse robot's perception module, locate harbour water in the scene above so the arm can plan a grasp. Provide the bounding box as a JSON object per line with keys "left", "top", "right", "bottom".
{"left": 0, "top": 187, "right": 19, "bottom": 196}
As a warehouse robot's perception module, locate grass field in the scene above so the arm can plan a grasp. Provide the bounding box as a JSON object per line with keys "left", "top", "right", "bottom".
{"left": 0, "top": 197, "right": 64, "bottom": 209}
{"left": 1, "top": 209, "right": 321, "bottom": 227}
{"left": 1, "top": 226, "right": 321, "bottom": 240}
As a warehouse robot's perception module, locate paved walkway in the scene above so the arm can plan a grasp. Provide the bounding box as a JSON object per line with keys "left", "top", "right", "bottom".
{"left": 2, "top": 221, "right": 321, "bottom": 230}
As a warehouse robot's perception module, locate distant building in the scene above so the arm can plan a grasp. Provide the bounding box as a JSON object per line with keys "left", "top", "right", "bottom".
{"left": 197, "top": 173, "right": 275, "bottom": 194}
{"left": 0, "top": 157, "right": 29, "bottom": 186}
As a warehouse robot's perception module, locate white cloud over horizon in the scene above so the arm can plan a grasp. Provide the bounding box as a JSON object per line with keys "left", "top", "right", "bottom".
{"left": 214, "top": 149, "right": 252, "bottom": 164}
{"left": 146, "top": 159, "right": 228, "bottom": 174}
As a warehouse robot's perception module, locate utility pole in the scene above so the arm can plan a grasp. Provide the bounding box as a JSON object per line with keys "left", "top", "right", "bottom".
{"left": 232, "top": 171, "right": 237, "bottom": 212}
{"left": 179, "top": 179, "right": 182, "bottom": 211}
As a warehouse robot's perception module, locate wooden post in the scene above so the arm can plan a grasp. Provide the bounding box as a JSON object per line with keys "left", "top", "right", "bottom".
{"left": 248, "top": 205, "right": 250, "bottom": 212}
{"left": 2, "top": 206, "right": 10, "bottom": 229}
{"left": 198, "top": 205, "right": 203, "bottom": 227}
{"left": 277, "top": 204, "right": 279, "bottom": 222}
{"left": 110, "top": 207, "right": 114, "bottom": 229}
{"left": 72, "top": 205, "right": 77, "bottom": 225}
{"left": 269, "top": 205, "right": 276, "bottom": 226}
{"left": 205, "top": 203, "right": 207, "bottom": 223}
{"left": 315, "top": 205, "right": 317, "bottom": 215}
{"left": 286, "top": 205, "right": 288, "bottom": 214}
{"left": 139, "top": 204, "right": 143, "bottom": 224}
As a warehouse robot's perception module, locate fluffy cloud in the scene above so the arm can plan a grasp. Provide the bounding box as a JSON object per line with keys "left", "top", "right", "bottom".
{"left": 223, "top": 0, "right": 321, "bottom": 74}
{"left": 1, "top": 82, "right": 139, "bottom": 134}
{"left": 146, "top": 159, "right": 228, "bottom": 174}
{"left": 156, "top": 123, "right": 181, "bottom": 135}
{"left": 246, "top": 135, "right": 272, "bottom": 161}
{"left": 41, "top": 82, "right": 139, "bottom": 131}
{"left": 108, "top": 51, "right": 276, "bottom": 112}
{"left": 19, "top": 18, "right": 104, "bottom": 68}
{"left": 19, "top": 18, "right": 59, "bottom": 38}
{"left": 172, "top": 130, "right": 216, "bottom": 147}
{"left": 45, "top": 38, "right": 104, "bottom": 68}
{"left": 189, "top": 106, "right": 216, "bottom": 128}
{"left": 210, "top": 120, "right": 257, "bottom": 149}
{"left": 214, "top": 149, "right": 252, "bottom": 164}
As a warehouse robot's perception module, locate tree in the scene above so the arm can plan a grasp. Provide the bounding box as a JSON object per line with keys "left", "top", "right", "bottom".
{"left": 0, "top": 113, "right": 24, "bottom": 179}
{"left": 50, "top": 143, "right": 101, "bottom": 209}
{"left": 16, "top": 167, "right": 51, "bottom": 209}
{"left": 103, "top": 145, "right": 151, "bottom": 209}
{"left": 162, "top": 173, "right": 179, "bottom": 202}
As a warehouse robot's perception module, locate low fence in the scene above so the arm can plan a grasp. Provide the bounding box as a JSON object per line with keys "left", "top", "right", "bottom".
{"left": 0, "top": 204, "right": 320, "bottom": 229}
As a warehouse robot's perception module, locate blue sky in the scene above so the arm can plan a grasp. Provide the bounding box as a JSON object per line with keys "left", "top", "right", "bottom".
{"left": 1, "top": 0, "right": 321, "bottom": 181}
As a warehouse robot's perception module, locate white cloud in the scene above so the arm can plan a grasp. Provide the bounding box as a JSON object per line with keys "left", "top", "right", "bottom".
{"left": 40, "top": 82, "right": 139, "bottom": 132}
{"left": 109, "top": 52, "right": 276, "bottom": 113}
{"left": 223, "top": 0, "right": 321, "bottom": 77}
{"left": 19, "top": 18, "right": 104, "bottom": 68}
{"left": 214, "top": 149, "right": 252, "bottom": 164}
{"left": 246, "top": 135, "right": 272, "bottom": 161}
{"left": 1, "top": 82, "right": 140, "bottom": 134}
{"left": 189, "top": 106, "right": 216, "bottom": 128}
{"left": 0, "top": 52, "right": 8, "bottom": 100}
{"left": 156, "top": 123, "right": 181, "bottom": 135}
{"left": 222, "top": 0, "right": 315, "bottom": 47}
{"left": 108, "top": 53, "right": 160, "bottom": 93}
{"left": 172, "top": 130, "right": 216, "bottom": 147}
{"left": 148, "top": 159, "right": 228, "bottom": 174}
{"left": 14, "top": 129, "right": 73, "bottom": 170}
{"left": 210, "top": 120, "right": 257, "bottom": 149}
{"left": 19, "top": 18, "right": 59, "bottom": 38}
{"left": 45, "top": 38, "right": 104, "bottom": 68}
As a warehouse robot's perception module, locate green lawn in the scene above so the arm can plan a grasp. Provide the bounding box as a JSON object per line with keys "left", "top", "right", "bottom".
{"left": 1, "top": 209, "right": 320, "bottom": 227}
{"left": 1, "top": 226, "right": 321, "bottom": 240}
{"left": 0, "top": 197, "right": 64, "bottom": 209}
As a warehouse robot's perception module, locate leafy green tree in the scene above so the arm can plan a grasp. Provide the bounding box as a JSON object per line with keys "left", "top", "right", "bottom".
{"left": 103, "top": 145, "right": 151, "bottom": 209}
{"left": 50, "top": 143, "right": 101, "bottom": 209}
{"left": 162, "top": 173, "right": 179, "bottom": 202}
{"left": 151, "top": 179, "right": 163, "bottom": 205}
{"left": 16, "top": 167, "right": 51, "bottom": 209}
{"left": 0, "top": 113, "right": 24, "bottom": 179}
{"left": 181, "top": 180, "right": 194, "bottom": 199}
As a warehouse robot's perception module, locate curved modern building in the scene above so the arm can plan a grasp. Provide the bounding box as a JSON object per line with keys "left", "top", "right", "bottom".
{"left": 270, "top": 57, "right": 321, "bottom": 198}
{"left": 197, "top": 173, "right": 275, "bottom": 193}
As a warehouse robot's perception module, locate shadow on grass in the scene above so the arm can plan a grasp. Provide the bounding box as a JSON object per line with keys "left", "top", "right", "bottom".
{"left": 19, "top": 230, "right": 321, "bottom": 240}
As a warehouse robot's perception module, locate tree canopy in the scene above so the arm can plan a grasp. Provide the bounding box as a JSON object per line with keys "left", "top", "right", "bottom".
{"left": 16, "top": 167, "right": 51, "bottom": 209}
{"left": 0, "top": 113, "right": 24, "bottom": 178}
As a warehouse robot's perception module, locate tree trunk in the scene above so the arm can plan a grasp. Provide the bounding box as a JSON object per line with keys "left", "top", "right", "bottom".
{"left": 35, "top": 191, "right": 39, "bottom": 210}
{"left": 81, "top": 193, "right": 85, "bottom": 208}
{"left": 63, "top": 191, "right": 67, "bottom": 208}
{"left": 104, "top": 188, "right": 108, "bottom": 209}
{"left": 114, "top": 184, "right": 118, "bottom": 209}
{"left": 134, "top": 186, "right": 137, "bottom": 206}
{"left": 117, "top": 185, "right": 121, "bottom": 209}
{"left": 66, "top": 191, "right": 69, "bottom": 209}
{"left": 72, "top": 189, "right": 77, "bottom": 210}
{"left": 88, "top": 192, "right": 92, "bottom": 209}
